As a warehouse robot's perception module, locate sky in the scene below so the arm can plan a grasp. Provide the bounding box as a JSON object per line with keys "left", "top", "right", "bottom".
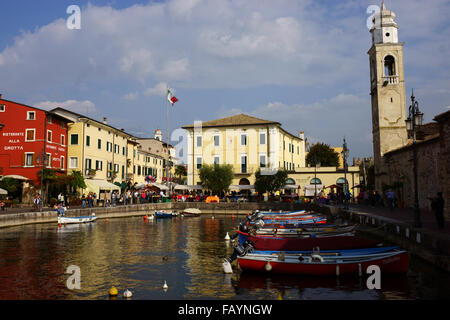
{"left": 0, "top": 0, "right": 449, "bottom": 164}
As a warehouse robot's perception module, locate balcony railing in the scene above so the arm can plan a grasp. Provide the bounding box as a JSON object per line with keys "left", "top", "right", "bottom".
{"left": 383, "top": 75, "right": 398, "bottom": 84}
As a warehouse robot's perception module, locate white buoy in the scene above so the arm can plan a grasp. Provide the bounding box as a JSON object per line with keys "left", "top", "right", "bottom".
{"left": 265, "top": 261, "right": 272, "bottom": 272}
{"left": 123, "top": 289, "right": 132, "bottom": 298}
{"left": 225, "top": 232, "right": 230, "bottom": 240}
{"left": 222, "top": 259, "right": 233, "bottom": 274}
{"left": 163, "top": 280, "right": 168, "bottom": 290}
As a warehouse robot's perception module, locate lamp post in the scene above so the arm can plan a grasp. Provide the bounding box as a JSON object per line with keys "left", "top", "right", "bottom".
{"left": 342, "top": 138, "right": 349, "bottom": 209}
{"left": 405, "top": 89, "right": 423, "bottom": 228}
{"left": 314, "top": 159, "right": 321, "bottom": 203}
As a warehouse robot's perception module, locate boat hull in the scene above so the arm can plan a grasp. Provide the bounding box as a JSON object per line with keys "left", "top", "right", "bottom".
{"left": 240, "top": 232, "right": 380, "bottom": 251}
{"left": 237, "top": 251, "right": 409, "bottom": 275}
{"left": 58, "top": 216, "right": 97, "bottom": 224}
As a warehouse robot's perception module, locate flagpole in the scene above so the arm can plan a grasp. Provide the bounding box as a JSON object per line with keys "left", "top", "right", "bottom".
{"left": 166, "top": 84, "right": 170, "bottom": 198}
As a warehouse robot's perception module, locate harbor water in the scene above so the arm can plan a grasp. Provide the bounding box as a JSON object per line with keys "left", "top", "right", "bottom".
{"left": 0, "top": 213, "right": 448, "bottom": 300}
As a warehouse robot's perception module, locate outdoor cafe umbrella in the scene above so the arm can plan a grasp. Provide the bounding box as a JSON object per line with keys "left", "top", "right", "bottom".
{"left": 0, "top": 188, "right": 7, "bottom": 195}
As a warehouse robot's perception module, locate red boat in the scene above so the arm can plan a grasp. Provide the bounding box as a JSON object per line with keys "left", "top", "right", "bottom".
{"left": 237, "top": 250, "right": 409, "bottom": 275}
{"left": 237, "top": 231, "right": 381, "bottom": 251}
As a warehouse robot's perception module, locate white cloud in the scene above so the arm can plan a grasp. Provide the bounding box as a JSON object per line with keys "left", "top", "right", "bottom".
{"left": 35, "top": 100, "right": 97, "bottom": 114}
{"left": 144, "top": 82, "right": 168, "bottom": 96}
{"left": 123, "top": 92, "right": 139, "bottom": 101}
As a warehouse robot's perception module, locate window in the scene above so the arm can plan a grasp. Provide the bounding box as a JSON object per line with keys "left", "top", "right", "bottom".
{"left": 196, "top": 157, "right": 202, "bottom": 169}
{"left": 260, "top": 132, "right": 266, "bottom": 145}
{"left": 60, "top": 156, "right": 65, "bottom": 170}
{"left": 384, "top": 55, "right": 396, "bottom": 76}
{"left": 310, "top": 178, "right": 322, "bottom": 185}
{"left": 196, "top": 136, "right": 202, "bottom": 147}
{"left": 98, "top": 139, "right": 102, "bottom": 149}
{"left": 121, "top": 165, "right": 125, "bottom": 179}
{"left": 46, "top": 153, "right": 51, "bottom": 168}
{"left": 241, "top": 155, "right": 247, "bottom": 173}
{"left": 260, "top": 154, "right": 266, "bottom": 168}
{"left": 25, "top": 153, "right": 34, "bottom": 167}
{"left": 114, "top": 164, "right": 119, "bottom": 173}
{"left": 0, "top": 104, "right": 5, "bottom": 112}
{"left": 122, "top": 147, "right": 126, "bottom": 155}
{"left": 107, "top": 142, "right": 112, "bottom": 152}
{"left": 61, "top": 134, "right": 65, "bottom": 146}
{"left": 114, "top": 144, "right": 119, "bottom": 154}
{"left": 25, "top": 129, "right": 35, "bottom": 141}
{"left": 213, "top": 135, "right": 220, "bottom": 147}
{"left": 26, "top": 111, "right": 35, "bottom": 120}
{"left": 241, "top": 134, "right": 247, "bottom": 146}
{"left": 47, "top": 130, "right": 52, "bottom": 143}
{"left": 137, "top": 166, "right": 141, "bottom": 175}
{"left": 70, "top": 134, "right": 79, "bottom": 145}
{"left": 85, "top": 158, "right": 92, "bottom": 170}
{"left": 86, "top": 135, "right": 90, "bottom": 146}
{"left": 213, "top": 155, "right": 220, "bottom": 165}
{"left": 96, "top": 160, "right": 103, "bottom": 171}
{"left": 69, "top": 157, "right": 78, "bottom": 169}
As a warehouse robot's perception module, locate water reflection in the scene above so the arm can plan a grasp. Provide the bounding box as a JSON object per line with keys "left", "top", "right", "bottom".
{"left": 0, "top": 214, "right": 447, "bottom": 300}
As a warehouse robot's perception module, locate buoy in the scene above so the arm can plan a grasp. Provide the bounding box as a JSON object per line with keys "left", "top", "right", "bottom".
{"left": 265, "top": 261, "right": 272, "bottom": 272}
{"left": 106, "top": 218, "right": 109, "bottom": 223}
{"left": 163, "top": 281, "right": 168, "bottom": 290}
{"left": 58, "top": 224, "right": 62, "bottom": 228}
{"left": 224, "top": 232, "right": 230, "bottom": 240}
{"left": 143, "top": 215, "right": 148, "bottom": 221}
{"left": 109, "top": 286, "right": 118, "bottom": 296}
{"left": 123, "top": 289, "right": 132, "bottom": 298}
{"left": 222, "top": 259, "right": 233, "bottom": 274}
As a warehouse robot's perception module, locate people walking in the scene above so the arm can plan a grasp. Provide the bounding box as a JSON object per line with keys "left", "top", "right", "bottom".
{"left": 430, "top": 192, "right": 445, "bottom": 229}
{"left": 387, "top": 189, "right": 395, "bottom": 211}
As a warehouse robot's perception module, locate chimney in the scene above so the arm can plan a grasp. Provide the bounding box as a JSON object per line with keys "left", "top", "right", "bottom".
{"left": 103, "top": 117, "right": 107, "bottom": 124}
{"left": 299, "top": 131, "right": 305, "bottom": 140}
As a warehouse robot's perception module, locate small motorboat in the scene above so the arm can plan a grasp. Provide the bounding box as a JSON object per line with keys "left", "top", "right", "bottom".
{"left": 255, "top": 224, "right": 357, "bottom": 236}
{"left": 236, "top": 230, "right": 381, "bottom": 251}
{"left": 58, "top": 213, "right": 97, "bottom": 224}
{"left": 237, "top": 248, "right": 409, "bottom": 275}
{"left": 154, "top": 210, "right": 173, "bottom": 218}
{"left": 182, "top": 208, "right": 201, "bottom": 217}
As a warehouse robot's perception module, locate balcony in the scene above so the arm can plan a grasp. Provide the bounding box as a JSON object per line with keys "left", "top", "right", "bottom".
{"left": 382, "top": 75, "right": 398, "bottom": 85}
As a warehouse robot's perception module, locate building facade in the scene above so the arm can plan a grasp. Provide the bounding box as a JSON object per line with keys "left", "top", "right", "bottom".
{"left": 368, "top": 3, "right": 408, "bottom": 192}
{"left": 182, "top": 114, "right": 306, "bottom": 186}
{"left": 0, "top": 94, "right": 70, "bottom": 185}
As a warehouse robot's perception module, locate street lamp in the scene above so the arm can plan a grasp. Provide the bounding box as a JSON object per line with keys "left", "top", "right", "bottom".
{"left": 405, "top": 89, "right": 423, "bottom": 228}
{"left": 342, "top": 137, "right": 349, "bottom": 209}
{"left": 314, "top": 159, "right": 321, "bottom": 203}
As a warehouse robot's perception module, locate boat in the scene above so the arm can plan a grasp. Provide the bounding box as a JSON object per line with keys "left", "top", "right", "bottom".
{"left": 154, "top": 210, "right": 173, "bottom": 218}
{"left": 182, "top": 208, "right": 201, "bottom": 217}
{"left": 255, "top": 224, "right": 357, "bottom": 236}
{"left": 58, "top": 213, "right": 97, "bottom": 224}
{"left": 236, "top": 231, "right": 381, "bottom": 251}
{"left": 237, "top": 249, "right": 409, "bottom": 275}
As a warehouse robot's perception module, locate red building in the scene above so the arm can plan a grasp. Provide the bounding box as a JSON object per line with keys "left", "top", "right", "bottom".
{"left": 0, "top": 93, "right": 71, "bottom": 185}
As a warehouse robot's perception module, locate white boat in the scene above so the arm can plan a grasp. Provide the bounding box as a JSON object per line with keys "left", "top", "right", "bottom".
{"left": 58, "top": 213, "right": 97, "bottom": 224}
{"left": 182, "top": 208, "right": 201, "bottom": 217}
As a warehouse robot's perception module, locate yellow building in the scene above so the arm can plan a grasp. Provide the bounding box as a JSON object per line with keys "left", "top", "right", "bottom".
{"left": 182, "top": 114, "right": 306, "bottom": 186}
{"left": 51, "top": 108, "right": 133, "bottom": 194}
{"left": 182, "top": 113, "right": 360, "bottom": 198}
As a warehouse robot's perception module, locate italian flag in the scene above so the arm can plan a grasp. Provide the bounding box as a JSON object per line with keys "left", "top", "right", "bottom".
{"left": 167, "top": 88, "right": 178, "bottom": 106}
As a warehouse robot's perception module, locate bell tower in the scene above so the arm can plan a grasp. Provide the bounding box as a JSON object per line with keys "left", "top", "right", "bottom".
{"left": 368, "top": 2, "right": 408, "bottom": 191}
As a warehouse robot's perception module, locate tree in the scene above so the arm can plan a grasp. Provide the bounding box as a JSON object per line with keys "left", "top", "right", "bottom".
{"left": 199, "top": 164, "right": 233, "bottom": 195}
{"left": 306, "top": 143, "right": 340, "bottom": 167}
{"left": 254, "top": 169, "right": 288, "bottom": 196}
{"left": 68, "top": 170, "right": 87, "bottom": 190}
{"left": 36, "top": 168, "right": 58, "bottom": 204}
{"left": 174, "top": 165, "right": 187, "bottom": 184}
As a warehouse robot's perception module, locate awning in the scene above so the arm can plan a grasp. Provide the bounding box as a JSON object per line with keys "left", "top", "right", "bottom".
{"left": 174, "top": 184, "right": 190, "bottom": 190}
{"left": 229, "top": 185, "right": 255, "bottom": 190}
{"left": 303, "top": 184, "right": 324, "bottom": 197}
{"left": 0, "top": 188, "right": 8, "bottom": 195}
{"left": 188, "top": 185, "right": 203, "bottom": 190}
{"left": 85, "top": 179, "right": 121, "bottom": 195}
{"left": 0, "top": 174, "right": 30, "bottom": 181}
{"left": 150, "top": 183, "right": 169, "bottom": 190}
{"left": 282, "top": 184, "right": 299, "bottom": 189}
